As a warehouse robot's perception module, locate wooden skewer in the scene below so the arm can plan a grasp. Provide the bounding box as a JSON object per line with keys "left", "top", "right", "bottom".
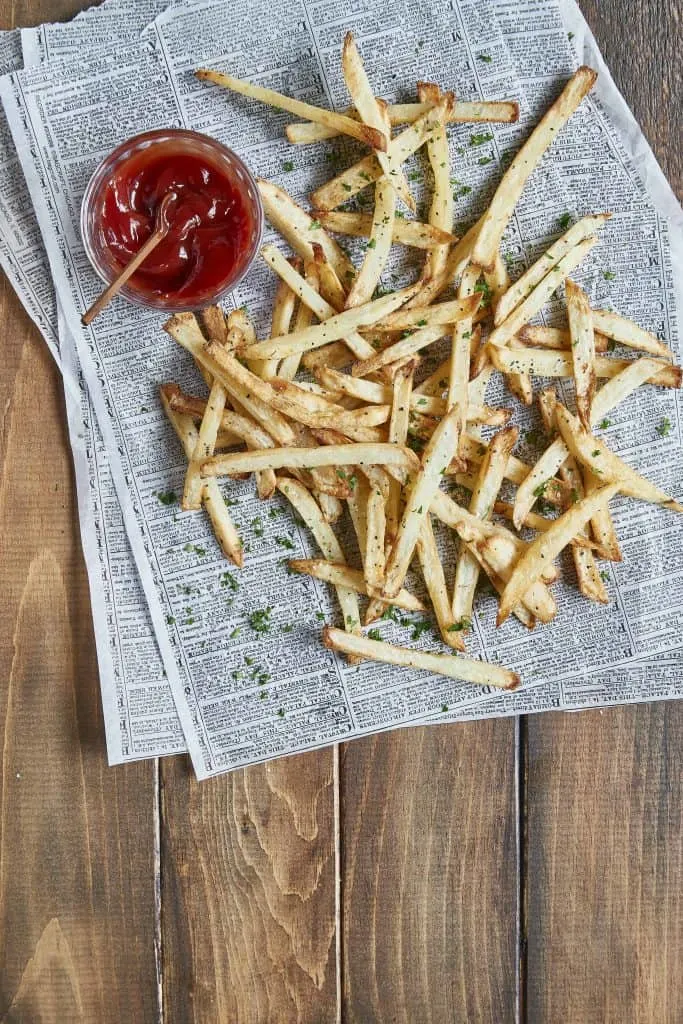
{"left": 82, "top": 191, "right": 178, "bottom": 325}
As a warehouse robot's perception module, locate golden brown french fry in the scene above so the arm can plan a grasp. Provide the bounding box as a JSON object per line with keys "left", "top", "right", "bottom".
{"left": 160, "top": 385, "right": 243, "bottom": 567}
{"left": 416, "top": 516, "right": 466, "bottom": 650}
{"left": 310, "top": 94, "right": 452, "bottom": 210}
{"left": 418, "top": 82, "right": 452, "bottom": 281}
{"left": 322, "top": 627, "right": 520, "bottom": 689}
{"left": 452, "top": 427, "right": 518, "bottom": 625}
{"left": 492, "top": 501, "right": 608, "bottom": 555}
{"left": 537, "top": 387, "right": 607, "bottom": 603}
{"left": 285, "top": 99, "right": 519, "bottom": 144}
{"left": 288, "top": 559, "right": 425, "bottom": 611}
{"left": 383, "top": 405, "right": 461, "bottom": 598}
{"left": 472, "top": 66, "right": 598, "bottom": 270}
{"left": 278, "top": 261, "right": 319, "bottom": 381}
{"left": 198, "top": 305, "right": 230, "bottom": 347}
{"left": 495, "top": 215, "right": 611, "bottom": 326}
{"left": 316, "top": 491, "right": 343, "bottom": 523}
{"left": 373, "top": 297, "right": 479, "bottom": 332}
{"left": 314, "top": 210, "right": 455, "bottom": 249}
{"left": 448, "top": 263, "right": 480, "bottom": 429}
{"left": 341, "top": 33, "right": 414, "bottom": 209}
{"left": 518, "top": 325, "right": 609, "bottom": 353}
{"left": 490, "top": 346, "right": 681, "bottom": 388}
{"left": 498, "top": 483, "right": 618, "bottom": 624}
{"left": 555, "top": 405, "right": 683, "bottom": 513}
{"left": 275, "top": 478, "right": 362, "bottom": 643}
{"left": 202, "top": 442, "right": 419, "bottom": 481}
{"left": 165, "top": 313, "right": 298, "bottom": 446}
{"left": 591, "top": 309, "right": 674, "bottom": 361}
{"left": 386, "top": 360, "right": 415, "bottom": 546}
{"left": 310, "top": 242, "right": 347, "bottom": 311}
{"left": 182, "top": 377, "right": 228, "bottom": 510}
{"left": 362, "top": 465, "right": 390, "bottom": 590}
{"left": 196, "top": 68, "right": 387, "bottom": 150}
{"left": 301, "top": 341, "right": 354, "bottom": 372}
{"left": 566, "top": 278, "right": 596, "bottom": 429}
{"left": 257, "top": 179, "right": 355, "bottom": 286}
{"left": 488, "top": 236, "right": 598, "bottom": 351}
{"left": 345, "top": 173, "right": 396, "bottom": 307}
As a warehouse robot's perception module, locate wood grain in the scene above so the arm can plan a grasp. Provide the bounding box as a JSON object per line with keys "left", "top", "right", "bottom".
{"left": 0, "top": 299, "right": 158, "bottom": 1023}
{"left": 341, "top": 724, "right": 519, "bottom": 1023}
{"left": 160, "top": 752, "right": 338, "bottom": 1023}
{"left": 526, "top": 707, "right": 683, "bottom": 1023}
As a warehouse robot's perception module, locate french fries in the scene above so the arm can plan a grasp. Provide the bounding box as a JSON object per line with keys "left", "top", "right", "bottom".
{"left": 323, "top": 627, "right": 520, "bottom": 690}
{"left": 566, "top": 279, "right": 596, "bottom": 429}
{"left": 383, "top": 405, "right": 462, "bottom": 598}
{"left": 285, "top": 98, "right": 519, "bottom": 144}
{"left": 497, "top": 484, "right": 619, "bottom": 624}
{"left": 472, "top": 66, "right": 598, "bottom": 269}
{"left": 150, "top": 44, "right": 682, "bottom": 701}
{"left": 196, "top": 68, "right": 387, "bottom": 150}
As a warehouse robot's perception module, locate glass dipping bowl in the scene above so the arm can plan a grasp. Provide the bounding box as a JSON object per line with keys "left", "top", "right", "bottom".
{"left": 80, "top": 128, "right": 263, "bottom": 311}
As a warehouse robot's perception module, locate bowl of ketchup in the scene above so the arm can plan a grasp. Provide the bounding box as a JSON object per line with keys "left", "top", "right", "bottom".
{"left": 81, "top": 129, "right": 263, "bottom": 311}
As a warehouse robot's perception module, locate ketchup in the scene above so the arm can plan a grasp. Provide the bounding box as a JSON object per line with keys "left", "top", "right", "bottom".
{"left": 95, "top": 143, "right": 256, "bottom": 306}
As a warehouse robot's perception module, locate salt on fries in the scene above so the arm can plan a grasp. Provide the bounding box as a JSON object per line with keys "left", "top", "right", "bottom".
{"left": 154, "top": 48, "right": 683, "bottom": 691}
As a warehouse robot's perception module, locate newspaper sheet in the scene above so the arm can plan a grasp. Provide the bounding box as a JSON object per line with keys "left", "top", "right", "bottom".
{"left": 0, "top": 17, "right": 185, "bottom": 763}
{"left": 1, "top": 0, "right": 681, "bottom": 775}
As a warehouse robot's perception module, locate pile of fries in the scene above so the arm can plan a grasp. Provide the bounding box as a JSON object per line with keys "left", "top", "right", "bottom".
{"left": 159, "top": 35, "right": 681, "bottom": 694}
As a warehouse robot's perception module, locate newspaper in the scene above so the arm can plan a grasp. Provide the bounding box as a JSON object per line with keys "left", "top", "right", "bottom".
{"left": 0, "top": 17, "right": 185, "bottom": 763}
{"left": 1, "top": 0, "right": 681, "bottom": 776}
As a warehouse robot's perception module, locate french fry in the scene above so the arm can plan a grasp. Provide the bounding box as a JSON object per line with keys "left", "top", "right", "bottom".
{"left": 519, "top": 324, "right": 609, "bottom": 353}
{"left": 310, "top": 94, "right": 452, "bottom": 210}
{"left": 275, "top": 478, "right": 362, "bottom": 643}
{"left": 285, "top": 99, "right": 519, "bottom": 143}
{"left": 198, "top": 305, "right": 230, "bottom": 347}
{"left": 452, "top": 426, "right": 518, "bottom": 625}
{"left": 316, "top": 492, "right": 344, "bottom": 523}
{"left": 488, "top": 236, "right": 598, "bottom": 351}
{"left": 492, "top": 501, "right": 609, "bottom": 555}
{"left": 310, "top": 242, "right": 347, "bottom": 311}
{"left": 182, "top": 377, "right": 228, "bottom": 510}
{"left": 448, "top": 264, "right": 480, "bottom": 429}
{"left": 347, "top": 472, "right": 369, "bottom": 571}
{"left": 202, "top": 443, "right": 419, "bottom": 481}
{"left": 404, "top": 217, "right": 484, "bottom": 310}
{"left": 494, "top": 214, "right": 611, "bottom": 326}
{"left": 538, "top": 388, "right": 607, "bottom": 603}
{"left": 288, "top": 559, "right": 425, "bottom": 611}
{"left": 383, "top": 404, "right": 461, "bottom": 598}
{"left": 591, "top": 309, "right": 674, "bottom": 361}
{"left": 497, "top": 484, "right": 619, "bottom": 624}
{"left": 160, "top": 385, "right": 243, "bottom": 567}
{"left": 260, "top": 244, "right": 375, "bottom": 358}
{"left": 278, "top": 261, "right": 319, "bottom": 381}
{"left": 165, "top": 313, "right": 298, "bottom": 446}
{"left": 363, "top": 465, "right": 390, "bottom": 590}
{"left": 489, "top": 346, "right": 681, "bottom": 388}
{"left": 345, "top": 173, "right": 396, "bottom": 307}
{"left": 302, "top": 341, "right": 354, "bottom": 372}
{"left": 418, "top": 82, "right": 452, "bottom": 281}
{"left": 415, "top": 516, "right": 465, "bottom": 649}
{"left": 373, "top": 297, "right": 480, "bottom": 332}
{"left": 555, "top": 405, "right": 683, "bottom": 513}
{"left": 472, "top": 66, "right": 598, "bottom": 270}
{"left": 471, "top": 533, "right": 557, "bottom": 623}
{"left": 566, "top": 279, "right": 596, "bottom": 429}
{"left": 250, "top": 252, "right": 420, "bottom": 360}
{"left": 314, "top": 210, "right": 455, "bottom": 249}
{"left": 257, "top": 179, "right": 355, "bottom": 286}
{"left": 322, "top": 626, "right": 520, "bottom": 690}
{"left": 457, "top": 433, "right": 568, "bottom": 506}
{"left": 386, "top": 359, "right": 414, "bottom": 544}
{"left": 196, "top": 68, "right": 387, "bottom": 150}
{"left": 341, "top": 33, "right": 414, "bottom": 209}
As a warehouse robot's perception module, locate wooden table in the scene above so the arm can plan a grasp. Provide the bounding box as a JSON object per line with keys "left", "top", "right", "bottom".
{"left": 1, "top": 3, "right": 681, "bottom": 1021}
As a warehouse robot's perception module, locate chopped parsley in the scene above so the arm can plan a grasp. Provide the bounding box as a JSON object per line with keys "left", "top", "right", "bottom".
{"left": 410, "top": 618, "right": 432, "bottom": 641}
{"left": 591, "top": 449, "right": 601, "bottom": 457}
{"left": 276, "top": 536, "right": 295, "bottom": 550}
{"left": 382, "top": 605, "right": 401, "bottom": 622}
{"left": 603, "top": 270, "right": 616, "bottom": 281}
{"left": 474, "top": 278, "right": 492, "bottom": 306}
{"left": 600, "top": 570, "right": 610, "bottom": 582}
{"left": 448, "top": 618, "right": 471, "bottom": 632}
{"left": 342, "top": 183, "right": 353, "bottom": 192}
{"left": 477, "top": 155, "right": 494, "bottom": 165}
{"left": 478, "top": 53, "right": 493, "bottom": 63}
{"left": 251, "top": 516, "right": 264, "bottom": 537}
{"left": 315, "top": 612, "right": 325, "bottom": 621}
{"left": 282, "top": 623, "right": 294, "bottom": 633}
{"left": 309, "top": 219, "right": 322, "bottom": 230}
{"left": 367, "top": 628, "right": 383, "bottom": 641}
{"left": 249, "top": 607, "right": 272, "bottom": 633}
{"left": 221, "top": 571, "right": 239, "bottom": 591}
{"left": 470, "top": 132, "right": 493, "bottom": 146}
{"left": 183, "top": 542, "right": 206, "bottom": 557}
{"left": 166, "top": 615, "right": 176, "bottom": 625}
{"left": 416, "top": 318, "right": 428, "bottom": 327}
{"left": 598, "top": 419, "right": 612, "bottom": 429}
{"left": 277, "top": 708, "right": 285, "bottom": 718}
{"left": 282, "top": 160, "right": 294, "bottom": 172}
{"left": 366, "top": 238, "right": 377, "bottom": 249}
{"left": 154, "top": 489, "right": 176, "bottom": 506}
{"left": 229, "top": 626, "right": 241, "bottom": 639}
{"left": 558, "top": 212, "right": 572, "bottom": 231}
{"left": 441, "top": 704, "right": 449, "bottom": 713}
{"left": 656, "top": 417, "right": 672, "bottom": 437}
{"left": 568, "top": 31, "right": 575, "bottom": 41}
{"left": 533, "top": 481, "right": 548, "bottom": 498}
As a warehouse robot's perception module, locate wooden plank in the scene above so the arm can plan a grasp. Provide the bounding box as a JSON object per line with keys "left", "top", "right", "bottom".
{"left": 160, "top": 751, "right": 339, "bottom": 1023}
{"left": 341, "top": 723, "right": 519, "bottom": 1022}
{"left": 526, "top": 706, "right": 683, "bottom": 1023}
{"left": 0, "top": 300, "right": 159, "bottom": 1023}
{"left": 0, "top": 0, "right": 84, "bottom": 29}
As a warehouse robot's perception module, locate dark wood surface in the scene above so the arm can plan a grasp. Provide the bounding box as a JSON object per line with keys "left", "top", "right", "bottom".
{"left": 0, "top": 2, "right": 680, "bottom": 1021}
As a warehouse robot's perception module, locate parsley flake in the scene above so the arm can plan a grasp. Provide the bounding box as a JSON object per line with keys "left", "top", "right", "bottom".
{"left": 470, "top": 132, "right": 493, "bottom": 146}
{"left": 249, "top": 607, "right": 272, "bottom": 633}
{"left": 282, "top": 160, "right": 294, "bottom": 172}
{"left": 656, "top": 417, "right": 672, "bottom": 437}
